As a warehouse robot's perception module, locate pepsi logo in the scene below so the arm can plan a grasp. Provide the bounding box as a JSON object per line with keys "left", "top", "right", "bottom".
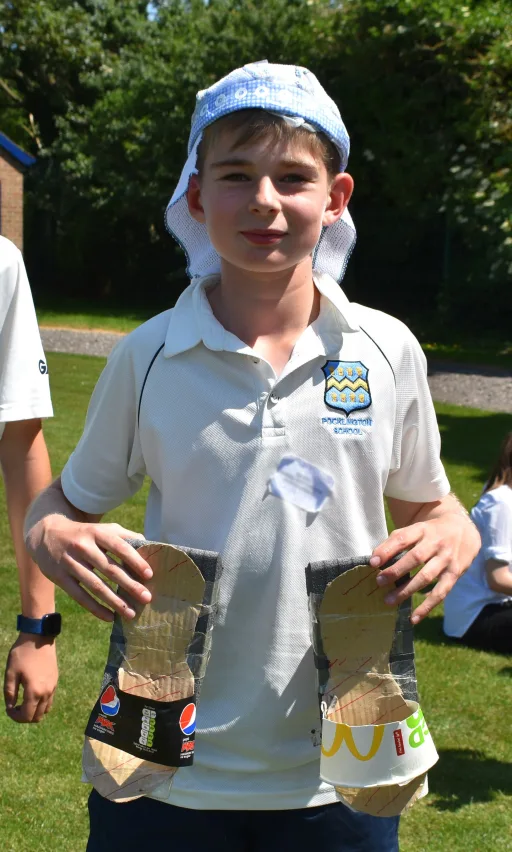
{"left": 179, "top": 703, "right": 196, "bottom": 736}
{"left": 100, "top": 684, "right": 120, "bottom": 717}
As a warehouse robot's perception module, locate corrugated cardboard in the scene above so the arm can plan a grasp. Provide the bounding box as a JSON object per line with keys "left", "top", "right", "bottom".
{"left": 83, "top": 543, "right": 205, "bottom": 801}
{"left": 318, "top": 563, "right": 427, "bottom": 816}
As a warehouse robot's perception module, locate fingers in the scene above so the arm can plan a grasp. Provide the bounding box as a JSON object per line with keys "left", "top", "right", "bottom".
{"left": 381, "top": 555, "right": 447, "bottom": 606}
{"left": 411, "top": 572, "right": 459, "bottom": 623}
{"left": 58, "top": 528, "right": 153, "bottom": 618}
{"left": 370, "top": 524, "right": 427, "bottom": 579}
{"left": 58, "top": 571, "right": 117, "bottom": 621}
{"left": 6, "top": 686, "right": 45, "bottom": 723}
{"left": 64, "top": 551, "right": 150, "bottom": 619}
{"left": 4, "top": 664, "right": 20, "bottom": 714}
{"left": 372, "top": 523, "right": 452, "bottom": 588}
{"left": 97, "top": 526, "right": 152, "bottom": 581}
{"left": 32, "top": 697, "right": 48, "bottom": 723}
{"left": 96, "top": 551, "right": 152, "bottom": 602}
{"left": 44, "top": 691, "right": 55, "bottom": 715}
{"left": 32, "top": 519, "right": 152, "bottom": 619}
{"left": 370, "top": 521, "right": 463, "bottom": 622}
{"left": 71, "top": 529, "right": 152, "bottom": 592}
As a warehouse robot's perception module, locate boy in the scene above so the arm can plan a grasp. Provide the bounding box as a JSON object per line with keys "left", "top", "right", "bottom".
{"left": 0, "top": 236, "right": 57, "bottom": 723}
{"left": 25, "top": 62, "right": 479, "bottom": 851}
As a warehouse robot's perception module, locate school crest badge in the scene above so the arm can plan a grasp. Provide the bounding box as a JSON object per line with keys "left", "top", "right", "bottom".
{"left": 322, "top": 361, "right": 371, "bottom": 415}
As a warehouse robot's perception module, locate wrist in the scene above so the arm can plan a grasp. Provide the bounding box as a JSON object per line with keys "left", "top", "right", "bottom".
{"left": 15, "top": 632, "right": 57, "bottom": 648}
{"left": 17, "top": 612, "right": 62, "bottom": 637}
{"left": 19, "top": 601, "right": 57, "bottom": 619}
{"left": 24, "top": 511, "right": 71, "bottom": 553}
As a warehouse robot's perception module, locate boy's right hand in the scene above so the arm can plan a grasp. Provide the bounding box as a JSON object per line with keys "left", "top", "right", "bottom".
{"left": 25, "top": 515, "right": 153, "bottom": 622}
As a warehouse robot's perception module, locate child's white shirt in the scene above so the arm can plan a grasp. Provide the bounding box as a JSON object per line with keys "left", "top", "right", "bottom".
{"left": 443, "top": 484, "right": 512, "bottom": 637}
{"left": 0, "top": 236, "right": 53, "bottom": 437}
{"left": 62, "top": 272, "right": 449, "bottom": 810}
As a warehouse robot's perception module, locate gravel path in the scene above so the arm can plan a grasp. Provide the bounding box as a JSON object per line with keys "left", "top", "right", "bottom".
{"left": 40, "top": 327, "right": 512, "bottom": 414}
{"left": 427, "top": 361, "right": 512, "bottom": 414}
{"left": 41, "top": 327, "right": 124, "bottom": 358}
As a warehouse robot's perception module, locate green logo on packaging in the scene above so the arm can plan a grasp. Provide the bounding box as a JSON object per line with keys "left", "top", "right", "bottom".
{"left": 406, "top": 708, "right": 430, "bottom": 749}
{"left": 139, "top": 707, "right": 156, "bottom": 747}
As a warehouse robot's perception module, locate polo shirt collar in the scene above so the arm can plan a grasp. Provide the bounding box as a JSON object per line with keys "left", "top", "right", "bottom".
{"left": 313, "top": 272, "right": 360, "bottom": 333}
{"left": 164, "top": 272, "right": 359, "bottom": 358}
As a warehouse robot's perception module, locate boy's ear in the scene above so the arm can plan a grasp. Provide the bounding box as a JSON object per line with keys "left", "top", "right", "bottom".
{"left": 322, "top": 173, "right": 354, "bottom": 227}
{"left": 186, "top": 174, "right": 206, "bottom": 223}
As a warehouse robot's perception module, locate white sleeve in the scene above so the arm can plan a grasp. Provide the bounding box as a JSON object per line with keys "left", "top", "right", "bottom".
{"left": 0, "top": 238, "right": 53, "bottom": 439}
{"left": 61, "top": 336, "right": 146, "bottom": 515}
{"left": 481, "top": 499, "right": 512, "bottom": 564}
{"left": 384, "top": 329, "right": 450, "bottom": 503}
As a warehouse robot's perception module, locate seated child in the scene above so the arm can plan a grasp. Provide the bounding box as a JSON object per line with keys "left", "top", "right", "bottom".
{"left": 444, "top": 432, "right": 512, "bottom": 653}
{"left": 25, "top": 62, "right": 480, "bottom": 852}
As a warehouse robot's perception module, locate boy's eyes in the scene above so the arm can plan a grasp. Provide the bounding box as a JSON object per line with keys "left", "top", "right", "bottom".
{"left": 219, "top": 173, "right": 310, "bottom": 184}
{"left": 220, "top": 173, "right": 251, "bottom": 181}
{"left": 281, "top": 174, "right": 309, "bottom": 183}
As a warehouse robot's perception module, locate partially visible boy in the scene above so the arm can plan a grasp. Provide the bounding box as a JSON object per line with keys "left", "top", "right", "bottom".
{"left": 1, "top": 236, "right": 57, "bottom": 723}
{"left": 25, "top": 63, "right": 479, "bottom": 850}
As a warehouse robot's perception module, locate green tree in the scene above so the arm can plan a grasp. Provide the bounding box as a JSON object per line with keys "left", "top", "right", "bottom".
{"left": 1, "top": 0, "right": 510, "bottom": 330}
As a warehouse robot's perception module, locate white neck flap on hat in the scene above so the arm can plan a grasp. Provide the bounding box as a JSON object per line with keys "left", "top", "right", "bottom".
{"left": 165, "top": 60, "right": 356, "bottom": 283}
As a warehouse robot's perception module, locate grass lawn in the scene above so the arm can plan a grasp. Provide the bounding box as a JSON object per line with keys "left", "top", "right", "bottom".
{"left": 36, "top": 307, "right": 149, "bottom": 335}
{"left": 0, "top": 353, "right": 511, "bottom": 851}
{"left": 35, "top": 303, "right": 512, "bottom": 371}
{"left": 421, "top": 340, "right": 512, "bottom": 371}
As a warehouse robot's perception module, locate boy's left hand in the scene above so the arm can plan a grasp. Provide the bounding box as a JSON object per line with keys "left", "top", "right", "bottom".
{"left": 370, "top": 494, "right": 481, "bottom": 623}
{"left": 4, "top": 635, "right": 58, "bottom": 723}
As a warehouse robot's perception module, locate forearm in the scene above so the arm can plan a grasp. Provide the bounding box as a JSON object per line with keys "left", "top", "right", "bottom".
{"left": 389, "top": 491, "right": 471, "bottom": 527}
{"left": 1, "top": 425, "right": 54, "bottom": 616}
{"left": 486, "top": 559, "right": 512, "bottom": 595}
{"left": 24, "top": 474, "right": 94, "bottom": 541}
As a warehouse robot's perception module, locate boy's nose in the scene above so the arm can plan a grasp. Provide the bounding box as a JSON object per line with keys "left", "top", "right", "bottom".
{"left": 250, "top": 177, "right": 280, "bottom": 215}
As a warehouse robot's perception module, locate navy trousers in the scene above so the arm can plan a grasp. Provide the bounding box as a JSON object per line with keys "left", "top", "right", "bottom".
{"left": 87, "top": 789, "right": 400, "bottom": 852}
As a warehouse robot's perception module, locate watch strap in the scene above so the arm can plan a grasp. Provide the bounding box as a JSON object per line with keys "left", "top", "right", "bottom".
{"left": 17, "top": 613, "right": 62, "bottom": 637}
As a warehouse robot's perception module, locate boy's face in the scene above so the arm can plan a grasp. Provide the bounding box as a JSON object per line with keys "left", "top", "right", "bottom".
{"left": 187, "top": 127, "right": 353, "bottom": 277}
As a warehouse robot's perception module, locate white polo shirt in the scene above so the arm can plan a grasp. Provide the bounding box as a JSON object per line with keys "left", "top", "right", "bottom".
{"left": 0, "top": 236, "right": 53, "bottom": 438}
{"left": 62, "top": 272, "right": 449, "bottom": 810}
{"left": 443, "top": 484, "right": 512, "bottom": 637}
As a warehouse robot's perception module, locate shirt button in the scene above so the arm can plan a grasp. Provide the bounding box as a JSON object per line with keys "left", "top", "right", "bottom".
{"left": 253, "top": 358, "right": 260, "bottom": 364}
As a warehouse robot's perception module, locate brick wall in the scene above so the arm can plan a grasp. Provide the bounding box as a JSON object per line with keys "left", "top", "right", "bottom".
{"left": 0, "top": 152, "right": 24, "bottom": 252}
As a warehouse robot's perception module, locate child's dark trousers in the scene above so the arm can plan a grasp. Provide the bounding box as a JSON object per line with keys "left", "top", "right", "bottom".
{"left": 87, "top": 788, "right": 399, "bottom": 851}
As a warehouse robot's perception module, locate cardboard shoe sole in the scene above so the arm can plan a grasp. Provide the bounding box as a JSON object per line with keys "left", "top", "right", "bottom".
{"left": 83, "top": 541, "right": 221, "bottom": 802}
{"left": 306, "top": 557, "right": 428, "bottom": 817}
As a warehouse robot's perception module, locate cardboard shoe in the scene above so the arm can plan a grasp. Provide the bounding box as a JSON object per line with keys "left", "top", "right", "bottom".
{"left": 306, "top": 557, "right": 438, "bottom": 817}
{"left": 83, "top": 541, "right": 222, "bottom": 802}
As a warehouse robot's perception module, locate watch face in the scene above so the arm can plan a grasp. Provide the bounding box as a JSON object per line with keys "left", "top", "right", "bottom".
{"left": 41, "top": 613, "right": 62, "bottom": 636}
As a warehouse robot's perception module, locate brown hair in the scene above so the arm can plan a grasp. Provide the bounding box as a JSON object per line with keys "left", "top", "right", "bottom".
{"left": 484, "top": 432, "right": 512, "bottom": 492}
{"left": 196, "top": 109, "right": 340, "bottom": 179}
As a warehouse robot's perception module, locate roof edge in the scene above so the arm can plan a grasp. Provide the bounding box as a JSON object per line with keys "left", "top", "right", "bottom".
{"left": 0, "top": 131, "right": 37, "bottom": 167}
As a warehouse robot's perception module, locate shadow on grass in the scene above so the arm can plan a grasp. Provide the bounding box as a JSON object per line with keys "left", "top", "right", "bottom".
{"left": 414, "top": 614, "right": 447, "bottom": 647}
{"left": 416, "top": 616, "right": 512, "bottom": 661}
{"left": 437, "top": 410, "right": 512, "bottom": 483}
{"left": 498, "top": 666, "right": 512, "bottom": 678}
{"left": 428, "top": 748, "right": 512, "bottom": 811}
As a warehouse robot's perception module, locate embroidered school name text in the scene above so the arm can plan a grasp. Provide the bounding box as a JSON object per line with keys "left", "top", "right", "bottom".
{"left": 322, "top": 416, "right": 373, "bottom": 435}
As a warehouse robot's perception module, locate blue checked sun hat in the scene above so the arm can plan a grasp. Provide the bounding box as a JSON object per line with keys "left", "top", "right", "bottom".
{"left": 165, "top": 60, "right": 356, "bottom": 282}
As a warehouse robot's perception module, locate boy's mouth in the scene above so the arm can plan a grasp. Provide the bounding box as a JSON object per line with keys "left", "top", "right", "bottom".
{"left": 240, "top": 230, "right": 287, "bottom": 245}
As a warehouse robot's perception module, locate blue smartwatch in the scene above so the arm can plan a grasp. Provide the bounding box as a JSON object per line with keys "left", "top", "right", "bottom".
{"left": 17, "top": 613, "right": 62, "bottom": 637}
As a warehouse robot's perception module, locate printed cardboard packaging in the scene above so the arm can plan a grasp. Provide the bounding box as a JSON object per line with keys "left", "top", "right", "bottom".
{"left": 306, "top": 558, "right": 438, "bottom": 817}
{"left": 83, "top": 541, "right": 222, "bottom": 802}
